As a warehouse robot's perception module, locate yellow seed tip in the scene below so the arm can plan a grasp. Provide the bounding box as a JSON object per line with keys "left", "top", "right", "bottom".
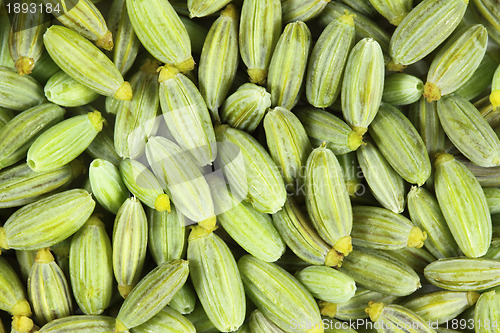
{"left": 88, "top": 110, "right": 103, "bottom": 132}
{"left": 407, "top": 227, "right": 427, "bottom": 248}
{"left": 221, "top": 4, "right": 237, "bottom": 19}
{"left": 114, "top": 82, "right": 133, "bottom": 101}
{"left": 386, "top": 60, "right": 406, "bottom": 72}
{"left": 12, "top": 315, "right": 33, "bottom": 333}
{"left": 423, "top": 82, "right": 441, "bottom": 103}
{"left": 115, "top": 319, "right": 129, "bottom": 332}
{"left": 0, "top": 227, "right": 8, "bottom": 250}
{"left": 158, "top": 65, "right": 180, "bottom": 83}
{"left": 365, "top": 301, "right": 385, "bottom": 322}
{"left": 348, "top": 131, "right": 363, "bottom": 151}
{"left": 319, "top": 301, "right": 337, "bottom": 317}
{"left": 248, "top": 68, "right": 267, "bottom": 85}
{"left": 176, "top": 57, "right": 195, "bottom": 73}
{"left": 339, "top": 10, "right": 355, "bottom": 26}
{"left": 34, "top": 248, "right": 55, "bottom": 264}
{"left": 334, "top": 236, "right": 353, "bottom": 256}
{"left": 434, "top": 152, "right": 454, "bottom": 166}
{"left": 352, "top": 126, "right": 367, "bottom": 136}
{"left": 15, "top": 56, "right": 35, "bottom": 76}
{"left": 490, "top": 90, "right": 500, "bottom": 107}
{"left": 199, "top": 215, "right": 217, "bottom": 232}
{"left": 12, "top": 300, "right": 32, "bottom": 317}
{"left": 154, "top": 194, "right": 171, "bottom": 213}
{"left": 96, "top": 30, "right": 114, "bottom": 51}
{"left": 325, "top": 248, "right": 344, "bottom": 267}
{"left": 467, "top": 291, "right": 480, "bottom": 305}
{"left": 118, "top": 285, "right": 134, "bottom": 299}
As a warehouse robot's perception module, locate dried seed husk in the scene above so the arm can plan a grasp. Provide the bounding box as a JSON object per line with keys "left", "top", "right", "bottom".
{"left": 249, "top": 309, "right": 285, "bottom": 333}
{"left": 338, "top": 248, "right": 421, "bottom": 296}
{"left": 239, "top": 0, "right": 281, "bottom": 85}
{"left": 267, "top": 21, "right": 311, "bottom": 110}
{"left": 69, "top": 216, "right": 113, "bottom": 315}
{"left": 424, "top": 24, "right": 488, "bottom": 102}
{"left": 407, "top": 186, "right": 461, "bottom": 259}
{"left": 369, "top": 103, "right": 431, "bottom": 186}
{"left": 402, "top": 291, "right": 479, "bottom": 325}
{"left": 187, "top": 226, "right": 246, "bottom": 332}
{"left": 199, "top": 4, "right": 239, "bottom": 122}
{"left": 8, "top": 6, "right": 49, "bottom": 75}
{"left": 145, "top": 136, "right": 216, "bottom": 230}
{"left": 215, "top": 124, "right": 286, "bottom": 214}
{"left": 306, "top": 11, "right": 355, "bottom": 108}
{"left": 456, "top": 52, "right": 498, "bottom": 101}
{"left": 113, "top": 59, "right": 160, "bottom": 159}
{"left": 434, "top": 153, "right": 492, "bottom": 258}
{"left": 28, "top": 248, "right": 73, "bottom": 326}
{"left": 474, "top": 290, "right": 500, "bottom": 333}
{"left": 296, "top": 266, "right": 356, "bottom": 304}
{"left": 0, "top": 103, "right": 64, "bottom": 171}
{"left": 158, "top": 65, "right": 217, "bottom": 167}
{"left": 115, "top": 259, "right": 189, "bottom": 330}
{"left": 382, "top": 73, "right": 424, "bottom": 106}
{"left": 187, "top": 0, "right": 231, "bottom": 18}
{"left": 0, "top": 66, "right": 44, "bottom": 110}
{"left": 89, "top": 159, "right": 129, "bottom": 214}
{"left": 169, "top": 284, "right": 196, "bottom": 315}
{"left": 27, "top": 111, "right": 103, "bottom": 172}
{"left": 282, "top": 0, "right": 331, "bottom": 23}
{"left": 37, "top": 315, "right": 118, "bottom": 333}
{"left": 356, "top": 141, "right": 405, "bottom": 213}
{"left": 0, "top": 189, "right": 95, "bottom": 251}
{"left": 365, "top": 302, "right": 435, "bottom": 333}
{"left": 388, "top": 0, "right": 468, "bottom": 67}
{"left": 208, "top": 175, "right": 285, "bottom": 262}
{"left": 305, "top": 144, "right": 352, "bottom": 256}
{"left": 341, "top": 38, "right": 384, "bottom": 136}
{"left": 0, "top": 256, "right": 31, "bottom": 317}
{"left": 351, "top": 206, "right": 427, "bottom": 250}
{"left": 112, "top": 197, "right": 148, "bottom": 299}
{"left": 238, "top": 254, "right": 324, "bottom": 333}
{"left": 130, "top": 306, "right": 195, "bottom": 333}
{"left": 108, "top": 0, "right": 140, "bottom": 76}
{"left": 0, "top": 162, "right": 78, "bottom": 209}
{"left": 272, "top": 197, "right": 341, "bottom": 267}
{"left": 43, "top": 26, "right": 132, "bottom": 101}
{"left": 127, "top": 0, "right": 194, "bottom": 72}
{"left": 43, "top": 0, "right": 113, "bottom": 50}
{"left": 220, "top": 83, "right": 271, "bottom": 132}
{"left": 147, "top": 205, "right": 186, "bottom": 265}
{"left": 119, "top": 159, "right": 171, "bottom": 213}
{"left": 295, "top": 107, "right": 363, "bottom": 155}
{"left": 44, "top": 71, "right": 100, "bottom": 107}
{"left": 367, "top": 0, "right": 412, "bottom": 25}
{"left": 424, "top": 257, "right": 500, "bottom": 291}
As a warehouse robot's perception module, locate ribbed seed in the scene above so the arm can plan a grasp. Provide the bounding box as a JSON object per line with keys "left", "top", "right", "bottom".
{"left": 295, "top": 107, "right": 363, "bottom": 155}
{"left": 43, "top": 26, "right": 132, "bottom": 101}
{"left": 319, "top": 2, "right": 391, "bottom": 54}
{"left": 27, "top": 111, "right": 104, "bottom": 172}
{"left": 187, "top": 0, "right": 231, "bottom": 18}
{"left": 199, "top": 4, "right": 239, "bottom": 122}
{"left": 282, "top": 0, "right": 331, "bottom": 23}
{"left": 0, "top": 66, "right": 44, "bottom": 110}
{"left": 367, "top": 0, "right": 412, "bottom": 25}
{"left": 147, "top": 206, "right": 186, "bottom": 265}
{"left": 365, "top": 303, "right": 435, "bottom": 333}
{"left": 306, "top": 11, "right": 355, "bottom": 108}
{"left": 114, "top": 59, "right": 160, "bottom": 159}
{"left": 383, "top": 247, "right": 436, "bottom": 274}
{"left": 424, "top": 24, "right": 488, "bottom": 102}
{"left": 402, "top": 291, "right": 479, "bottom": 325}
{"left": 491, "top": 62, "right": 500, "bottom": 108}
{"left": 43, "top": 0, "right": 113, "bottom": 50}
{"left": 239, "top": 0, "right": 281, "bottom": 85}
{"left": 305, "top": 145, "right": 353, "bottom": 257}
{"left": 338, "top": 152, "right": 362, "bottom": 198}
{"left": 158, "top": 65, "right": 216, "bottom": 167}
{"left": 485, "top": 187, "right": 500, "bottom": 214}
{"left": 37, "top": 315, "right": 117, "bottom": 333}
{"left": 185, "top": 304, "right": 219, "bottom": 333}
{"left": 424, "top": 257, "right": 500, "bottom": 291}
{"left": 0, "top": 4, "right": 14, "bottom": 68}
{"left": 351, "top": 206, "right": 427, "bottom": 250}
{"left": 474, "top": 290, "right": 500, "bottom": 333}
{"left": 338, "top": 248, "right": 421, "bottom": 296}
{"left": 0, "top": 257, "right": 31, "bottom": 317}
{"left": 434, "top": 153, "right": 492, "bottom": 258}
{"left": 0, "top": 107, "right": 12, "bottom": 129}
{"left": 108, "top": 0, "right": 140, "bottom": 76}
{"left": 8, "top": 6, "right": 49, "bottom": 75}
{"left": 296, "top": 266, "right": 356, "bottom": 303}
{"left": 188, "top": 227, "right": 246, "bottom": 332}
{"left": 220, "top": 83, "right": 271, "bottom": 132}
{"left": 169, "top": 284, "right": 196, "bottom": 315}
{"left": 69, "top": 216, "right": 113, "bottom": 315}
{"left": 383, "top": 73, "right": 424, "bottom": 106}
{"left": 0, "top": 162, "right": 78, "bottom": 209}
{"left": 215, "top": 124, "right": 286, "bottom": 214}
{"left": 16, "top": 250, "right": 37, "bottom": 282}
{"left": 341, "top": 38, "right": 384, "bottom": 136}
{"left": 460, "top": 157, "right": 500, "bottom": 187}
{"left": 115, "top": 260, "right": 189, "bottom": 330}
{"left": 356, "top": 141, "right": 405, "bottom": 213}
{"left": 267, "top": 21, "right": 311, "bottom": 110}
{"left": 471, "top": 0, "right": 500, "bottom": 45}
{"left": 388, "top": 0, "right": 468, "bottom": 67}
{"left": 369, "top": 103, "right": 431, "bottom": 186}
{"left": 112, "top": 197, "right": 148, "bottom": 299}
{"left": 127, "top": 0, "right": 194, "bottom": 72}
{"left": 89, "top": 159, "right": 129, "bottom": 214}
{"left": 238, "top": 255, "right": 324, "bottom": 333}
{"left": 44, "top": 71, "right": 100, "bottom": 107}
{"left": 130, "top": 306, "right": 195, "bottom": 333}
{"left": 0, "top": 103, "right": 65, "bottom": 170}
{"left": 28, "top": 248, "right": 73, "bottom": 326}
{"left": 0, "top": 189, "right": 95, "bottom": 251}
{"left": 145, "top": 136, "right": 216, "bottom": 230}
{"left": 456, "top": 52, "right": 498, "bottom": 101}
{"left": 119, "top": 159, "right": 170, "bottom": 212}
{"left": 179, "top": 16, "right": 209, "bottom": 54}
{"left": 407, "top": 186, "right": 461, "bottom": 259}
{"left": 249, "top": 309, "right": 285, "bottom": 333}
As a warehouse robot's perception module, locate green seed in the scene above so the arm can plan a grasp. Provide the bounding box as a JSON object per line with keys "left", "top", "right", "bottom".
{"left": 130, "top": 306, "right": 195, "bottom": 333}
{"left": 382, "top": 73, "right": 424, "bottom": 106}
{"left": 89, "top": 158, "right": 129, "bottom": 214}
{"left": 44, "top": 71, "right": 100, "bottom": 107}
{"left": 0, "top": 256, "right": 31, "bottom": 317}
{"left": 0, "top": 66, "right": 45, "bottom": 110}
